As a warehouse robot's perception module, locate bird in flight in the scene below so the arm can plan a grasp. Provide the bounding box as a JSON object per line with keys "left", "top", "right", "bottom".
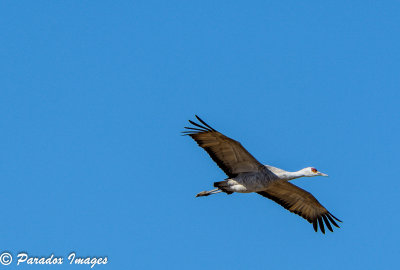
{"left": 183, "top": 115, "right": 341, "bottom": 234}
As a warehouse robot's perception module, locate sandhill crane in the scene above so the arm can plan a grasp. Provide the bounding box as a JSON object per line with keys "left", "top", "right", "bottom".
{"left": 183, "top": 115, "right": 341, "bottom": 234}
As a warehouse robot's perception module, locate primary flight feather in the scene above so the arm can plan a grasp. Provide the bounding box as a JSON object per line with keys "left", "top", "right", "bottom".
{"left": 183, "top": 115, "right": 341, "bottom": 234}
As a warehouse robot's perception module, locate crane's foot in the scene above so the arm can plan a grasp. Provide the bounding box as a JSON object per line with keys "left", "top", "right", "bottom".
{"left": 196, "top": 191, "right": 211, "bottom": 197}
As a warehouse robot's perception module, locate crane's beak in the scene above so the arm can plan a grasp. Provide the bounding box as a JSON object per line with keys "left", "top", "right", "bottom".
{"left": 318, "top": 172, "right": 328, "bottom": 177}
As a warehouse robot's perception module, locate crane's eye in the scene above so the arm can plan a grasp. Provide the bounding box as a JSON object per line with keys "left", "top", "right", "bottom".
{"left": 311, "top": 168, "right": 318, "bottom": 173}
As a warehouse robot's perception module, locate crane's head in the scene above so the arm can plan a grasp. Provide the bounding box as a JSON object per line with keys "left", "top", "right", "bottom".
{"left": 303, "top": 167, "right": 328, "bottom": 177}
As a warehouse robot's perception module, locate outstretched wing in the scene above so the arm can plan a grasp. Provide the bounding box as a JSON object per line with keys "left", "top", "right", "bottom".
{"left": 258, "top": 181, "right": 342, "bottom": 233}
{"left": 183, "top": 115, "right": 264, "bottom": 178}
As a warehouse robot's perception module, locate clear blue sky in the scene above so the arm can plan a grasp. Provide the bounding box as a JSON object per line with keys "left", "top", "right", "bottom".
{"left": 1, "top": 1, "right": 399, "bottom": 269}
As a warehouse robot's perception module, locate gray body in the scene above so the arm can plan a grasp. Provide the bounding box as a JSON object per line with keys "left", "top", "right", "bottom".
{"left": 222, "top": 166, "right": 285, "bottom": 193}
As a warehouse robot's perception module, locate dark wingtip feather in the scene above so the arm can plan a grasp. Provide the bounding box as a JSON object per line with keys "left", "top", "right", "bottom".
{"left": 328, "top": 212, "right": 342, "bottom": 222}
{"left": 195, "top": 115, "right": 216, "bottom": 131}
{"left": 184, "top": 126, "right": 207, "bottom": 132}
{"left": 322, "top": 215, "right": 333, "bottom": 232}
{"left": 318, "top": 217, "right": 325, "bottom": 234}
{"left": 313, "top": 220, "right": 318, "bottom": 232}
{"left": 326, "top": 214, "right": 340, "bottom": 228}
{"left": 181, "top": 131, "right": 196, "bottom": 136}
{"left": 188, "top": 120, "right": 212, "bottom": 132}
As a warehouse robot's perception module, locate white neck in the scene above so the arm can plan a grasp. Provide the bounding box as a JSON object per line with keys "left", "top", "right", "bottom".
{"left": 281, "top": 169, "right": 307, "bottom": 181}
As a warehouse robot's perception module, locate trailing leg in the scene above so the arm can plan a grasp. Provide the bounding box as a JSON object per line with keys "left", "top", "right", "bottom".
{"left": 195, "top": 188, "right": 222, "bottom": 197}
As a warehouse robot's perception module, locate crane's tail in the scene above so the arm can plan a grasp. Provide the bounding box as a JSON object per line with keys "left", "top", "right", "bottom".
{"left": 213, "top": 181, "right": 233, "bottom": 195}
